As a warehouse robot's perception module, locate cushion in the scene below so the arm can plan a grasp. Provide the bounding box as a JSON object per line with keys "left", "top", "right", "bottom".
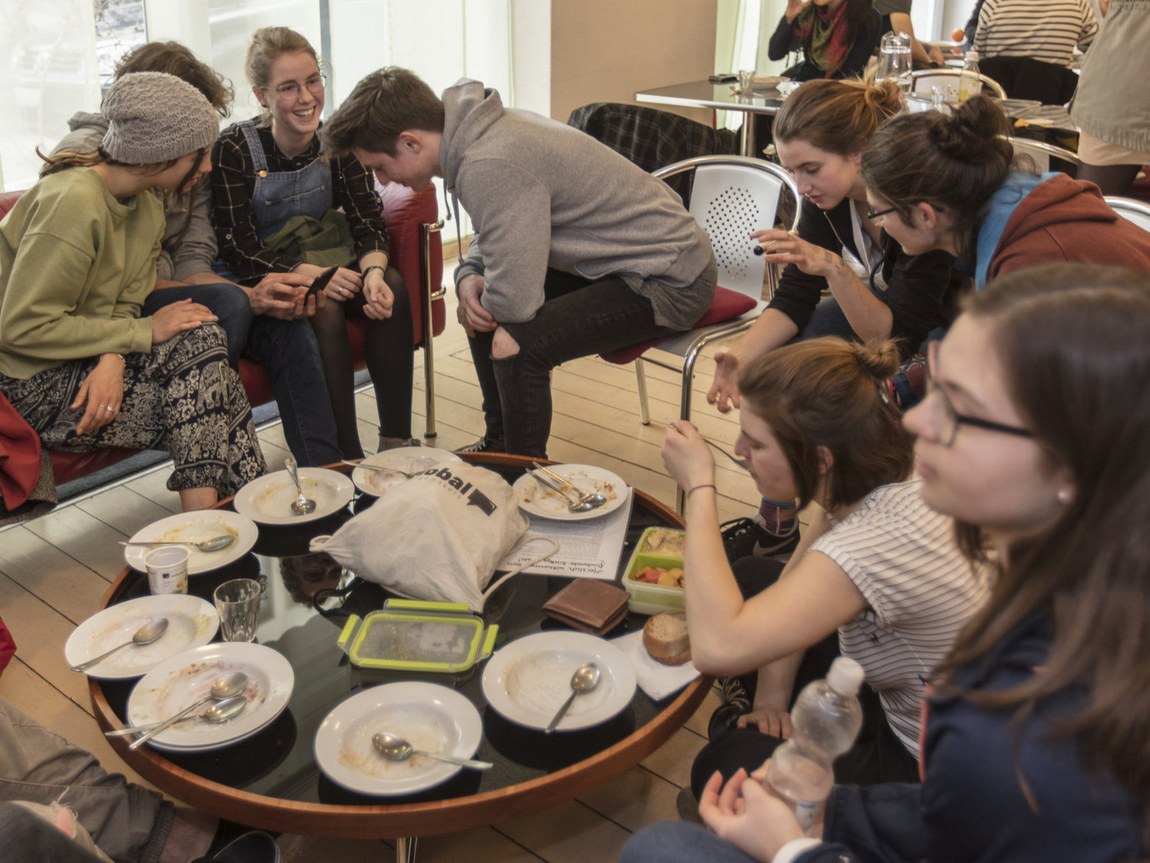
{"left": 376, "top": 180, "right": 446, "bottom": 344}
{"left": 600, "top": 285, "right": 758, "bottom": 365}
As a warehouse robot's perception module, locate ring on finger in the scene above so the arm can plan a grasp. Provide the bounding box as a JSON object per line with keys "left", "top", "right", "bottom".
{"left": 104, "top": 406, "right": 114, "bottom": 413}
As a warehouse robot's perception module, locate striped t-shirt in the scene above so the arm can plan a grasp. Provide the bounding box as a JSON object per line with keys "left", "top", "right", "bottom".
{"left": 811, "top": 479, "right": 991, "bottom": 756}
{"left": 974, "top": 0, "right": 1097, "bottom": 68}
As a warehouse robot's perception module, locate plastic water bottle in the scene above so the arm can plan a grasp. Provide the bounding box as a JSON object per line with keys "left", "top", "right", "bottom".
{"left": 958, "top": 49, "right": 981, "bottom": 103}
{"left": 764, "top": 656, "right": 864, "bottom": 830}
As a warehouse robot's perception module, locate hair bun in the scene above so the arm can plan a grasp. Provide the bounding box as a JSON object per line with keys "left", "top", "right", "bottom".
{"left": 850, "top": 340, "right": 902, "bottom": 381}
{"left": 932, "top": 95, "right": 1011, "bottom": 161}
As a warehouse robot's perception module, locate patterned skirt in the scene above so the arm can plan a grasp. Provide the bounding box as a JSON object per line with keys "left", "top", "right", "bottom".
{"left": 0, "top": 325, "right": 266, "bottom": 495}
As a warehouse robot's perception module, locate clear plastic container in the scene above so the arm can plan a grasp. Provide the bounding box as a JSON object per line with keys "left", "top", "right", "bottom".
{"left": 337, "top": 599, "right": 498, "bottom": 673}
{"left": 622, "top": 527, "right": 686, "bottom": 615}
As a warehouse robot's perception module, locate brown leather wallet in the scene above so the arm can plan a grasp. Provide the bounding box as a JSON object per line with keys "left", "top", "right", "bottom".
{"left": 542, "top": 579, "right": 630, "bottom": 636}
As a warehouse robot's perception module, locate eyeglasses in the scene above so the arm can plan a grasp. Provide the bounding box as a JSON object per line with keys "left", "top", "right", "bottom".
{"left": 865, "top": 205, "right": 898, "bottom": 221}
{"left": 268, "top": 73, "right": 325, "bottom": 101}
{"left": 924, "top": 341, "right": 1034, "bottom": 447}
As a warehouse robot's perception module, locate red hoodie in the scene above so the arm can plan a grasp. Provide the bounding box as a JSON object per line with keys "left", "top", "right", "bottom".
{"left": 989, "top": 174, "right": 1150, "bottom": 281}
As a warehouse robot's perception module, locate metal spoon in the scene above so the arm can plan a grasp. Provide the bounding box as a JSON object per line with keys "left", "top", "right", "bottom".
{"left": 371, "top": 732, "right": 493, "bottom": 770}
{"left": 105, "top": 694, "right": 247, "bottom": 736}
{"left": 545, "top": 662, "right": 602, "bottom": 733}
{"left": 71, "top": 618, "right": 170, "bottom": 672}
{"left": 284, "top": 456, "right": 316, "bottom": 516}
{"left": 119, "top": 535, "right": 235, "bottom": 552}
{"left": 128, "top": 670, "right": 250, "bottom": 750}
{"left": 531, "top": 462, "right": 608, "bottom": 510}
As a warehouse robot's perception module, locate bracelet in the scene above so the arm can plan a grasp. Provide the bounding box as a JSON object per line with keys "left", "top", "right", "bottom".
{"left": 362, "top": 264, "right": 386, "bottom": 280}
{"left": 101, "top": 352, "right": 126, "bottom": 365}
{"left": 686, "top": 483, "right": 716, "bottom": 498}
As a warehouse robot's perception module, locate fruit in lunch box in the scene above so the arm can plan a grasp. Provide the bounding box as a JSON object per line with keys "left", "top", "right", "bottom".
{"left": 632, "top": 565, "right": 685, "bottom": 587}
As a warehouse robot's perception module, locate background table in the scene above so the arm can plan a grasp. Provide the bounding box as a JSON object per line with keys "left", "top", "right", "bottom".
{"left": 89, "top": 454, "right": 708, "bottom": 858}
{"left": 635, "top": 79, "right": 785, "bottom": 157}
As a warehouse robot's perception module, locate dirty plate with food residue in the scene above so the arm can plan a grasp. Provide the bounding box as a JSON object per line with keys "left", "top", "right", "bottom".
{"left": 351, "top": 446, "right": 462, "bottom": 498}
{"left": 126, "top": 642, "right": 293, "bottom": 752}
{"left": 314, "top": 682, "right": 483, "bottom": 795}
{"left": 512, "top": 464, "right": 628, "bottom": 522}
{"left": 123, "top": 510, "right": 258, "bottom": 574}
{"left": 233, "top": 468, "right": 354, "bottom": 525}
{"left": 65, "top": 594, "right": 219, "bottom": 679}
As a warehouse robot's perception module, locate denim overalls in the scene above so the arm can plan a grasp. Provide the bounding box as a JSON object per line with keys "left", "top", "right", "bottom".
{"left": 239, "top": 120, "right": 332, "bottom": 238}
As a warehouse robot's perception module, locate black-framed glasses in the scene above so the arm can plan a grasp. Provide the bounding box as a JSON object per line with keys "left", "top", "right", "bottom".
{"left": 269, "top": 73, "right": 325, "bottom": 101}
{"left": 925, "top": 342, "right": 1034, "bottom": 447}
{"left": 865, "top": 205, "right": 898, "bottom": 221}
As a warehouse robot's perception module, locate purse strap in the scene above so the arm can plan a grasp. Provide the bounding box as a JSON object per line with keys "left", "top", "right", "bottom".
{"left": 479, "top": 536, "right": 560, "bottom": 609}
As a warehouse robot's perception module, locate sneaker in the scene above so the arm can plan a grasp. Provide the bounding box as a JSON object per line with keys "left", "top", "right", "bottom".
{"left": 719, "top": 517, "right": 800, "bottom": 561}
{"left": 379, "top": 436, "right": 421, "bottom": 451}
{"left": 454, "top": 436, "right": 506, "bottom": 454}
{"left": 707, "top": 675, "right": 752, "bottom": 742}
{"left": 195, "top": 830, "right": 280, "bottom": 863}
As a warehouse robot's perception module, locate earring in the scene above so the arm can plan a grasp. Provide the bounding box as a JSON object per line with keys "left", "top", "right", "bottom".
{"left": 1057, "top": 488, "right": 1073, "bottom": 505}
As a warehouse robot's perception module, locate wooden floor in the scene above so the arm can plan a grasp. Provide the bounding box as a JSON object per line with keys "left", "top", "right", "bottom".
{"left": 0, "top": 290, "right": 768, "bottom": 862}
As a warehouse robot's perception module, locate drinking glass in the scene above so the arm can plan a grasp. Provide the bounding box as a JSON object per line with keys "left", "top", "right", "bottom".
{"left": 737, "top": 69, "right": 757, "bottom": 95}
{"left": 213, "top": 578, "right": 263, "bottom": 642}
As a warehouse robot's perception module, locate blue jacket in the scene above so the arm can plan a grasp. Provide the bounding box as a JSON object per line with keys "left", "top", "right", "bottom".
{"left": 799, "top": 614, "right": 1144, "bottom": 862}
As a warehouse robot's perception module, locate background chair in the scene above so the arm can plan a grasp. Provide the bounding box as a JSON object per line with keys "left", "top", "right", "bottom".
{"left": 910, "top": 68, "right": 1007, "bottom": 101}
{"left": 600, "top": 155, "right": 800, "bottom": 509}
{"left": 1104, "top": 196, "right": 1150, "bottom": 232}
{"left": 1006, "top": 136, "right": 1081, "bottom": 177}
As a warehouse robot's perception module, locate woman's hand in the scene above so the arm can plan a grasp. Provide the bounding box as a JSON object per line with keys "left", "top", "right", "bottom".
{"left": 324, "top": 267, "right": 363, "bottom": 303}
{"left": 708, "top": 350, "right": 743, "bottom": 413}
{"left": 149, "top": 299, "right": 217, "bottom": 344}
{"left": 663, "top": 421, "right": 716, "bottom": 493}
{"left": 784, "top": 0, "right": 809, "bottom": 22}
{"left": 363, "top": 269, "right": 395, "bottom": 320}
{"left": 752, "top": 228, "right": 845, "bottom": 280}
{"left": 72, "top": 354, "right": 125, "bottom": 435}
{"left": 737, "top": 705, "right": 793, "bottom": 739}
{"left": 699, "top": 769, "right": 807, "bottom": 862}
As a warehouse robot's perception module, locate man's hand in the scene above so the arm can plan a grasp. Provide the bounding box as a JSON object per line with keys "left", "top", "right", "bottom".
{"left": 72, "top": 354, "right": 125, "bottom": 435}
{"left": 456, "top": 274, "right": 498, "bottom": 336}
{"left": 248, "top": 272, "right": 314, "bottom": 318}
{"left": 150, "top": 298, "right": 216, "bottom": 343}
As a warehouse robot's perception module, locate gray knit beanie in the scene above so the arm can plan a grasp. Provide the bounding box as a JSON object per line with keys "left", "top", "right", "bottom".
{"left": 101, "top": 71, "right": 220, "bottom": 164}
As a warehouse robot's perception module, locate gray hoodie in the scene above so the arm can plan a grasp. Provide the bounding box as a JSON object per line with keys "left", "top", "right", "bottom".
{"left": 54, "top": 111, "right": 218, "bottom": 283}
{"left": 444, "top": 81, "right": 715, "bottom": 330}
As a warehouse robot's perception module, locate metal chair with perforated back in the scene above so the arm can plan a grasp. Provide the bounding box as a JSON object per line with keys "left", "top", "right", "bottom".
{"left": 1104, "top": 196, "right": 1150, "bottom": 232}
{"left": 910, "top": 69, "right": 1007, "bottom": 101}
{"left": 599, "top": 155, "right": 799, "bottom": 512}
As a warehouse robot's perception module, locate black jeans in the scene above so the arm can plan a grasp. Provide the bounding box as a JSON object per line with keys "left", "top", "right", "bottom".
{"left": 468, "top": 270, "right": 677, "bottom": 458}
{"left": 689, "top": 555, "right": 919, "bottom": 798}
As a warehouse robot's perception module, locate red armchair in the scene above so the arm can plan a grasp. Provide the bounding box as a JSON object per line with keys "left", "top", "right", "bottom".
{"left": 0, "top": 183, "right": 445, "bottom": 491}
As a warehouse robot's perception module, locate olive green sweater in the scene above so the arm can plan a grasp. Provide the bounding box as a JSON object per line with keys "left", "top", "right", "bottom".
{"left": 0, "top": 167, "right": 160, "bottom": 379}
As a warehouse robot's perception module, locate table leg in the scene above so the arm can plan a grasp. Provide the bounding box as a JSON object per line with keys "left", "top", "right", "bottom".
{"left": 739, "top": 117, "right": 757, "bottom": 158}
{"left": 395, "top": 836, "right": 418, "bottom": 863}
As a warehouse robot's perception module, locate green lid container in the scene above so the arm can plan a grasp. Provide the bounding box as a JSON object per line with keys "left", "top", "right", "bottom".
{"left": 337, "top": 599, "right": 498, "bottom": 673}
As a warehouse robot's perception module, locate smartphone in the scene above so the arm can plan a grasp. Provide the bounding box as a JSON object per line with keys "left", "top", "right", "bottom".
{"left": 709, "top": 73, "right": 738, "bottom": 83}
{"left": 307, "top": 266, "right": 338, "bottom": 297}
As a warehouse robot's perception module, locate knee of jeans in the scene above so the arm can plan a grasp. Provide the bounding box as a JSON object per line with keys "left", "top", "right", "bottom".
{"left": 491, "top": 327, "right": 520, "bottom": 360}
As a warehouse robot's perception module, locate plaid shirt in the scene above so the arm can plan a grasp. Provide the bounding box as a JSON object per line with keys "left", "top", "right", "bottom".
{"left": 210, "top": 119, "right": 389, "bottom": 283}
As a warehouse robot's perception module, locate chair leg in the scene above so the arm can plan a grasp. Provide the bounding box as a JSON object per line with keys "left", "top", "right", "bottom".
{"left": 420, "top": 220, "right": 446, "bottom": 442}
{"left": 635, "top": 359, "right": 651, "bottom": 426}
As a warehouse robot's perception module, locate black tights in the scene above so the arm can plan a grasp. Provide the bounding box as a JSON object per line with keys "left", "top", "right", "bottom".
{"left": 310, "top": 266, "right": 414, "bottom": 458}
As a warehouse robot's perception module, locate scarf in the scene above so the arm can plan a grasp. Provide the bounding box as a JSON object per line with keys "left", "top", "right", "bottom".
{"left": 792, "top": 2, "right": 854, "bottom": 78}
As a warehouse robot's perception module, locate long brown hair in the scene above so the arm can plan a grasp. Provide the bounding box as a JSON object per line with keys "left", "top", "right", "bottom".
{"left": 737, "top": 337, "right": 912, "bottom": 510}
{"left": 936, "top": 264, "right": 1150, "bottom": 842}
{"left": 861, "top": 95, "right": 1014, "bottom": 265}
{"left": 774, "top": 76, "right": 903, "bottom": 156}
{"left": 116, "top": 41, "right": 232, "bottom": 117}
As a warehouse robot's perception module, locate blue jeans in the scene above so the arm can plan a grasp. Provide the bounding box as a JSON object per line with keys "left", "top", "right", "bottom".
{"left": 621, "top": 821, "right": 758, "bottom": 863}
{"left": 245, "top": 316, "right": 342, "bottom": 467}
{"left": 468, "top": 270, "right": 678, "bottom": 458}
{"left": 141, "top": 283, "right": 252, "bottom": 368}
